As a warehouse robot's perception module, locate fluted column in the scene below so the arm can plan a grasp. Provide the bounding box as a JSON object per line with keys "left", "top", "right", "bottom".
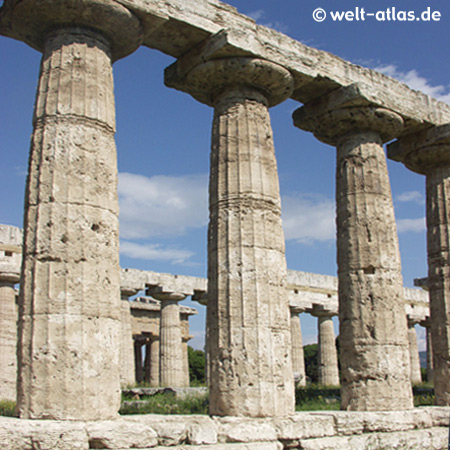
{"left": 407, "top": 318, "right": 422, "bottom": 385}
{"left": 388, "top": 124, "right": 450, "bottom": 404}
{"left": 151, "top": 291, "right": 186, "bottom": 387}
{"left": 0, "top": 277, "right": 19, "bottom": 401}
{"left": 427, "top": 326, "right": 434, "bottom": 383}
{"left": 166, "top": 56, "right": 295, "bottom": 416}
{"left": 182, "top": 335, "right": 193, "bottom": 387}
{"left": 120, "top": 288, "right": 138, "bottom": 387}
{"left": 0, "top": 225, "right": 22, "bottom": 401}
{"left": 290, "top": 308, "right": 306, "bottom": 386}
{"left": 294, "top": 87, "right": 413, "bottom": 410}
{"left": 149, "top": 336, "right": 160, "bottom": 387}
{"left": 313, "top": 310, "right": 339, "bottom": 386}
{"left": 134, "top": 339, "right": 143, "bottom": 384}
{"left": 3, "top": 0, "right": 142, "bottom": 420}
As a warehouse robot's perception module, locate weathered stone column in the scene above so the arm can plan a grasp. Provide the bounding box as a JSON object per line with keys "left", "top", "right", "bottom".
{"left": 0, "top": 225, "right": 22, "bottom": 401}
{"left": 166, "top": 56, "right": 295, "bottom": 417}
{"left": 313, "top": 308, "right": 340, "bottom": 386}
{"left": 294, "top": 85, "right": 413, "bottom": 410}
{"left": 388, "top": 124, "right": 450, "bottom": 404}
{"left": 149, "top": 336, "right": 160, "bottom": 387}
{"left": 2, "top": 0, "right": 143, "bottom": 419}
{"left": 120, "top": 288, "right": 139, "bottom": 387}
{"left": 407, "top": 318, "right": 423, "bottom": 385}
{"left": 144, "top": 341, "right": 152, "bottom": 383}
{"left": 151, "top": 291, "right": 186, "bottom": 387}
{"left": 182, "top": 335, "right": 193, "bottom": 387}
{"left": 421, "top": 319, "right": 434, "bottom": 382}
{"left": 290, "top": 308, "right": 306, "bottom": 386}
{"left": 134, "top": 338, "right": 144, "bottom": 384}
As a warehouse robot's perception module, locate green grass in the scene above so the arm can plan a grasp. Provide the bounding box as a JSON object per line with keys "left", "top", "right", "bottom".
{"left": 0, "top": 385, "right": 436, "bottom": 417}
{"left": 120, "top": 392, "right": 209, "bottom": 415}
{"left": 0, "top": 400, "right": 17, "bottom": 417}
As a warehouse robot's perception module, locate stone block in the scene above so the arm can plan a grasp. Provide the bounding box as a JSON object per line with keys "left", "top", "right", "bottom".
{"left": 274, "top": 413, "right": 336, "bottom": 439}
{"left": 151, "top": 444, "right": 282, "bottom": 450}
{"left": 0, "top": 417, "right": 89, "bottom": 450}
{"left": 216, "top": 417, "right": 278, "bottom": 443}
{"left": 126, "top": 415, "right": 188, "bottom": 446}
{"left": 187, "top": 418, "right": 218, "bottom": 445}
{"left": 87, "top": 419, "right": 158, "bottom": 449}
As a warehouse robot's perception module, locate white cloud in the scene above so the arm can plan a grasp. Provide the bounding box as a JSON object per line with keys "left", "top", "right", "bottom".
{"left": 396, "top": 191, "right": 425, "bottom": 204}
{"left": 396, "top": 217, "right": 426, "bottom": 233}
{"left": 282, "top": 194, "right": 335, "bottom": 244}
{"left": 118, "top": 172, "right": 208, "bottom": 239}
{"left": 375, "top": 65, "right": 450, "bottom": 104}
{"left": 120, "top": 240, "right": 194, "bottom": 265}
{"left": 247, "top": 9, "right": 289, "bottom": 34}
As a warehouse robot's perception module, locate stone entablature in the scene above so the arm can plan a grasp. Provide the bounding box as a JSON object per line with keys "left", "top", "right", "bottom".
{"left": 121, "top": 267, "right": 430, "bottom": 321}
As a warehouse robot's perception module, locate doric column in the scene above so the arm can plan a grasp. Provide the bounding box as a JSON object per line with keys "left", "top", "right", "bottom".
{"left": 166, "top": 56, "right": 295, "bottom": 417}
{"left": 3, "top": 0, "right": 143, "bottom": 419}
{"left": 290, "top": 307, "right": 306, "bottom": 386}
{"left": 294, "top": 85, "right": 413, "bottom": 410}
{"left": 144, "top": 341, "right": 152, "bottom": 383}
{"left": 120, "top": 287, "right": 139, "bottom": 387}
{"left": 134, "top": 338, "right": 144, "bottom": 384}
{"left": 182, "top": 335, "right": 193, "bottom": 387}
{"left": 312, "top": 307, "right": 339, "bottom": 386}
{"left": 150, "top": 291, "right": 186, "bottom": 387}
{"left": 426, "top": 324, "right": 434, "bottom": 382}
{"left": 0, "top": 276, "right": 20, "bottom": 401}
{"left": 0, "top": 225, "right": 22, "bottom": 401}
{"left": 149, "top": 336, "right": 160, "bottom": 387}
{"left": 388, "top": 124, "right": 450, "bottom": 404}
{"left": 407, "top": 318, "right": 423, "bottom": 385}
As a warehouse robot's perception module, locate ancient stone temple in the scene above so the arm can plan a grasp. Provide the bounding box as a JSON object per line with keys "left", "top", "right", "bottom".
{"left": 0, "top": 0, "right": 450, "bottom": 448}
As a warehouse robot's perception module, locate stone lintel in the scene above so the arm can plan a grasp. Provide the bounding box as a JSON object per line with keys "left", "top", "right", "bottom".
{"left": 387, "top": 124, "right": 450, "bottom": 174}
{"left": 117, "top": 1, "right": 449, "bottom": 129}
{"left": 0, "top": 0, "right": 143, "bottom": 61}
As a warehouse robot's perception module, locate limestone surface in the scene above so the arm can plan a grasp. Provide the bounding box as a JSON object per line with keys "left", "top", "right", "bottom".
{"left": 0, "top": 225, "right": 22, "bottom": 401}
{"left": 17, "top": 28, "right": 124, "bottom": 420}
{"left": 293, "top": 88, "right": 413, "bottom": 410}
{"left": 388, "top": 124, "right": 450, "bottom": 405}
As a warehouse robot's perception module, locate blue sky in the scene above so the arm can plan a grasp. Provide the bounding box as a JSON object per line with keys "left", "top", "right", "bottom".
{"left": 1, "top": 0, "right": 449, "bottom": 351}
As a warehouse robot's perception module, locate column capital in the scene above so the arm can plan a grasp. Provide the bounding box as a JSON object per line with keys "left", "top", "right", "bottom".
{"left": 293, "top": 83, "right": 404, "bottom": 146}
{"left": 0, "top": 0, "right": 143, "bottom": 61}
{"left": 0, "top": 271, "right": 20, "bottom": 284}
{"left": 388, "top": 124, "right": 450, "bottom": 175}
{"left": 310, "top": 304, "right": 337, "bottom": 318}
{"left": 147, "top": 288, "right": 187, "bottom": 302}
{"left": 290, "top": 306, "right": 305, "bottom": 315}
{"left": 166, "top": 56, "right": 293, "bottom": 107}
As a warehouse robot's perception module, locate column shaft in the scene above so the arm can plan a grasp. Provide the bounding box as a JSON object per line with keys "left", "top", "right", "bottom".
{"left": 318, "top": 316, "right": 339, "bottom": 386}
{"left": 134, "top": 340, "right": 143, "bottom": 384}
{"left": 144, "top": 342, "right": 151, "bottom": 383}
{"left": 407, "top": 322, "right": 422, "bottom": 385}
{"left": 149, "top": 337, "right": 160, "bottom": 387}
{"left": 426, "top": 325, "right": 434, "bottom": 382}
{"left": 426, "top": 166, "right": 450, "bottom": 404}
{"left": 337, "top": 132, "right": 412, "bottom": 410}
{"left": 17, "top": 29, "right": 122, "bottom": 420}
{"left": 119, "top": 299, "right": 136, "bottom": 387}
{"left": 290, "top": 312, "right": 306, "bottom": 386}
{"left": 0, "top": 281, "right": 18, "bottom": 401}
{"left": 182, "top": 338, "right": 190, "bottom": 387}
{"left": 208, "top": 87, "right": 294, "bottom": 417}
{"left": 159, "top": 299, "right": 184, "bottom": 387}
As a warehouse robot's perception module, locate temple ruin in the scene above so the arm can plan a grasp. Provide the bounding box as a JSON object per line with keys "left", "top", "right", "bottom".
{"left": 0, "top": 0, "right": 449, "bottom": 448}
